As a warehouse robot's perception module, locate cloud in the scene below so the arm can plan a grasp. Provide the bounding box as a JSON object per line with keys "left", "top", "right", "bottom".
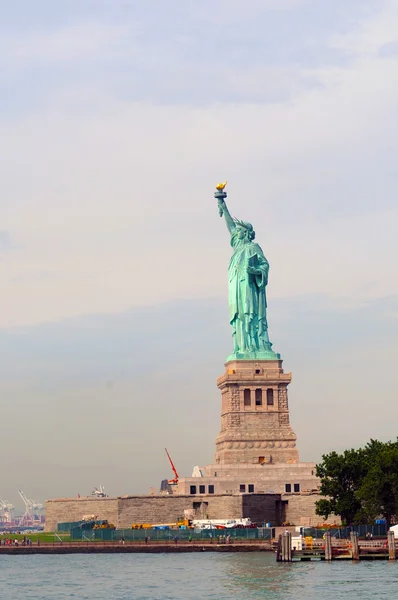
{"left": 0, "top": 22, "right": 130, "bottom": 71}
{"left": 0, "top": 0, "right": 384, "bottom": 109}
{"left": 1, "top": 44, "right": 398, "bottom": 328}
{"left": 331, "top": 0, "right": 398, "bottom": 57}
{"left": 0, "top": 230, "right": 11, "bottom": 252}
{"left": 378, "top": 41, "right": 398, "bottom": 57}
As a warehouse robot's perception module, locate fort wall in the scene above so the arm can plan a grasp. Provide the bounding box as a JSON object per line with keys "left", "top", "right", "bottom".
{"left": 45, "top": 493, "right": 281, "bottom": 531}
{"left": 45, "top": 497, "right": 119, "bottom": 532}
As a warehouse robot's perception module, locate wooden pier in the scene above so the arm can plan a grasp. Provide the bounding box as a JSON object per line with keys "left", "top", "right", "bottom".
{"left": 276, "top": 531, "right": 397, "bottom": 562}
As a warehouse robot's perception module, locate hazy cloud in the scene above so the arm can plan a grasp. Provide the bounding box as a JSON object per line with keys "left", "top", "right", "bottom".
{"left": 378, "top": 40, "right": 398, "bottom": 57}
{"left": 0, "top": 230, "right": 11, "bottom": 252}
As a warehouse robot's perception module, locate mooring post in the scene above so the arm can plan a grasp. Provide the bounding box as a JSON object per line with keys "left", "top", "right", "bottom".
{"left": 387, "top": 530, "right": 396, "bottom": 560}
{"left": 350, "top": 532, "right": 359, "bottom": 560}
{"left": 324, "top": 531, "right": 332, "bottom": 561}
{"left": 276, "top": 534, "right": 282, "bottom": 562}
{"left": 282, "top": 533, "right": 286, "bottom": 561}
{"left": 287, "top": 532, "right": 292, "bottom": 562}
{"left": 281, "top": 531, "right": 292, "bottom": 562}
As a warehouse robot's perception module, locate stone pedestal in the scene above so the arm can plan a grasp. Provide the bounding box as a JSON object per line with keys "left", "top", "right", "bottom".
{"left": 215, "top": 359, "right": 299, "bottom": 465}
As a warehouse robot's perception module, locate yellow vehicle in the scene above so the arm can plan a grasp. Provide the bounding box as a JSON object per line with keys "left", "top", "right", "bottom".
{"left": 93, "top": 520, "right": 115, "bottom": 530}
{"left": 131, "top": 518, "right": 192, "bottom": 530}
{"left": 177, "top": 518, "right": 192, "bottom": 529}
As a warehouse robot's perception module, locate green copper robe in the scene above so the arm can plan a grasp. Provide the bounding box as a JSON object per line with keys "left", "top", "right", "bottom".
{"left": 228, "top": 229, "right": 270, "bottom": 354}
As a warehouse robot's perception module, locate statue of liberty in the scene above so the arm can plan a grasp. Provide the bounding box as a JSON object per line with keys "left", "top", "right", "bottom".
{"left": 215, "top": 183, "right": 279, "bottom": 360}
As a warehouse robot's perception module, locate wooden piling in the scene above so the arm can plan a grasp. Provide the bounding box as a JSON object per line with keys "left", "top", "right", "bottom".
{"left": 276, "top": 535, "right": 282, "bottom": 562}
{"left": 387, "top": 531, "right": 396, "bottom": 560}
{"left": 350, "top": 532, "right": 359, "bottom": 560}
{"left": 280, "top": 531, "right": 292, "bottom": 562}
{"left": 281, "top": 534, "right": 286, "bottom": 561}
{"left": 324, "top": 531, "right": 332, "bottom": 561}
{"left": 287, "top": 532, "right": 292, "bottom": 561}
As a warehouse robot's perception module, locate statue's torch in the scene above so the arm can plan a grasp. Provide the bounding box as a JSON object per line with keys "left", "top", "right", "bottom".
{"left": 215, "top": 181, "right": 228, "bottom": 217}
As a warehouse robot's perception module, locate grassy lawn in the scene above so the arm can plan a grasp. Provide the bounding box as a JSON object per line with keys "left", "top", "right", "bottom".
{"left": 0, "top": 532, "right": 71, "bottom": 543}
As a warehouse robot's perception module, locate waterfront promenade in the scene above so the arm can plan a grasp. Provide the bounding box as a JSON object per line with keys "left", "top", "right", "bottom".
{"left": 0, "top": 539, "right": 273, "bottom": 554}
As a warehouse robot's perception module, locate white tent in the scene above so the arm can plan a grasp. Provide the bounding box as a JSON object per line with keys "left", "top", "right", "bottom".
{"left": 389, "top": 525, "right": 398, "bottom": 538}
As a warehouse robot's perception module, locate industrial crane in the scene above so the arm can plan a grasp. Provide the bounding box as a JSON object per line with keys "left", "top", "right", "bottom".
{"left": 92, "top": 485, "right": 107, "bottom": 497}
{"left": 18, "top": 490, "right": 44, "bottom": 526}
{"left": 165, "top": 448, "right": 179, "bottom": 485}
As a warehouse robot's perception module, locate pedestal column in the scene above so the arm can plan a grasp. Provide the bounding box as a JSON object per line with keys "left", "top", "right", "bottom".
{"left": 215, "top": 359, "right": 299, "bottom": 465}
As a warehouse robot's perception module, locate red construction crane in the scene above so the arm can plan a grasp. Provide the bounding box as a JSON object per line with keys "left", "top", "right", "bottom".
{"left": 165, "top": 448, "right": 179, "bottom": 485}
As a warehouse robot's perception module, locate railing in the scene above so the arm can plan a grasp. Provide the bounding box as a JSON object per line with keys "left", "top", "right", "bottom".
{"left": 71, "top": 526, "right": 275, "bottom": 542}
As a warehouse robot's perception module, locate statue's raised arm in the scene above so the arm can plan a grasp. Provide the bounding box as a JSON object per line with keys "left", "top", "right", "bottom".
{"left": 215, "top": 182, "right": 235, "bottom": 234}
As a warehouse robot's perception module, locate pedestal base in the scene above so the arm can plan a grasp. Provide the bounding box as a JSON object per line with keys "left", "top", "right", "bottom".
{"left": 215, "top": 358, "right": 298, "bottom": 465}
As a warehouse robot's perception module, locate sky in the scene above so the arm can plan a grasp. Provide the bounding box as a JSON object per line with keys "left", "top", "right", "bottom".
{"left": 1, "top": 0, "right": 398, "bottom": 510}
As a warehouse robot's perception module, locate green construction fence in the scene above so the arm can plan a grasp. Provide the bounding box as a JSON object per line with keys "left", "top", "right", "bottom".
{"left": 70, "top": 526, "right": 275, "bottom": 541}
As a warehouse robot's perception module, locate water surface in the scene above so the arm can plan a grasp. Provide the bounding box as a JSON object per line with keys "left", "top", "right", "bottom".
{"left": 0, "top": 552, "right": 395, "bottom": 599}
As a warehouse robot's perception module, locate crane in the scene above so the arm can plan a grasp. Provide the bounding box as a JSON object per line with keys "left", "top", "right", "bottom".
{"left": 165, "top": 448, "right": 179, "bottom": 485}
{"left": 92, "top": 484, "right": 107, "bottom": 497}
{"left": 18, "top": 490, "right": 44, "bottom": 526}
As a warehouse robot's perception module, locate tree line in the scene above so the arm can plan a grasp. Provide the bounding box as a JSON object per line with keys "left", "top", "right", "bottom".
{"left": 315, "top": 439, "right": 398, "bottom": 526}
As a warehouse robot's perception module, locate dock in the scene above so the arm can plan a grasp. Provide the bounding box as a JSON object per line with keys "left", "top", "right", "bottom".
{"left": 276, "top": 531, "right": 397, "bottom": 562}
{"left": 1, "top": 534, "right": 395, "bottom": 559}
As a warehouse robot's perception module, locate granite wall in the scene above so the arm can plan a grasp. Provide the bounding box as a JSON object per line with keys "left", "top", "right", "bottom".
{"left": 45, "top": 493, "right": 280, "bottom": 531}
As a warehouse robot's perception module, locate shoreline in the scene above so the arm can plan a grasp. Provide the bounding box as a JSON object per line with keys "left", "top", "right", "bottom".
{"left": 0, "top": 541, "right": 273, "bottom": 554}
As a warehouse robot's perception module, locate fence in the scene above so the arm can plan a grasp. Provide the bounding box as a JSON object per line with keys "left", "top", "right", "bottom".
{"left": 70, "top": 527, "right": 275, "bottom": 542}
{"left": 58, "top": 521, "right": 82, "bottom": 533}
{"left": 300, "top": 524, "right": 388, "bottom": 539}
{"left": 58, "top": 520, "right": 112, "bottom": 534}
{"left": 69, "top": 524, "right": 388, "bottom": 542}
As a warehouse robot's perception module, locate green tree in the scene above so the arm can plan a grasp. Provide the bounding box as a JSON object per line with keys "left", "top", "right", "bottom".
{"left": 315, "top": 448, "right": 367, "bottom": 524}
{"left": 316, "top": 439, "right": 398, "bottom": 525}
{"left": 358, "top": 444, "right": 398, "bottom": 526}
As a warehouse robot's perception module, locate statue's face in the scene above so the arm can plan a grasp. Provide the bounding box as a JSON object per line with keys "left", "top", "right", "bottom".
{"left": 236, "top": 226, "right": 247, "bottom": 240}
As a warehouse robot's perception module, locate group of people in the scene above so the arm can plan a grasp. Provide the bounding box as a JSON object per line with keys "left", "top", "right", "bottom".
{"left": 0, "top": 536, "right": 38, "bottom": 546}
{"left": 174, "top": 533, "right": 232, "bottom": 544}
{"left": 208, "top": 533, "right": 232, "bottom": 544}
{"left": 118, "top": 533, "right": 234, "bottom": 544}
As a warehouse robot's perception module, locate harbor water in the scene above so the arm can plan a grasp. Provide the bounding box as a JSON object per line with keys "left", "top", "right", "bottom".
{"left": 0, "top": 552, "right": 396, "bottom": 599}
